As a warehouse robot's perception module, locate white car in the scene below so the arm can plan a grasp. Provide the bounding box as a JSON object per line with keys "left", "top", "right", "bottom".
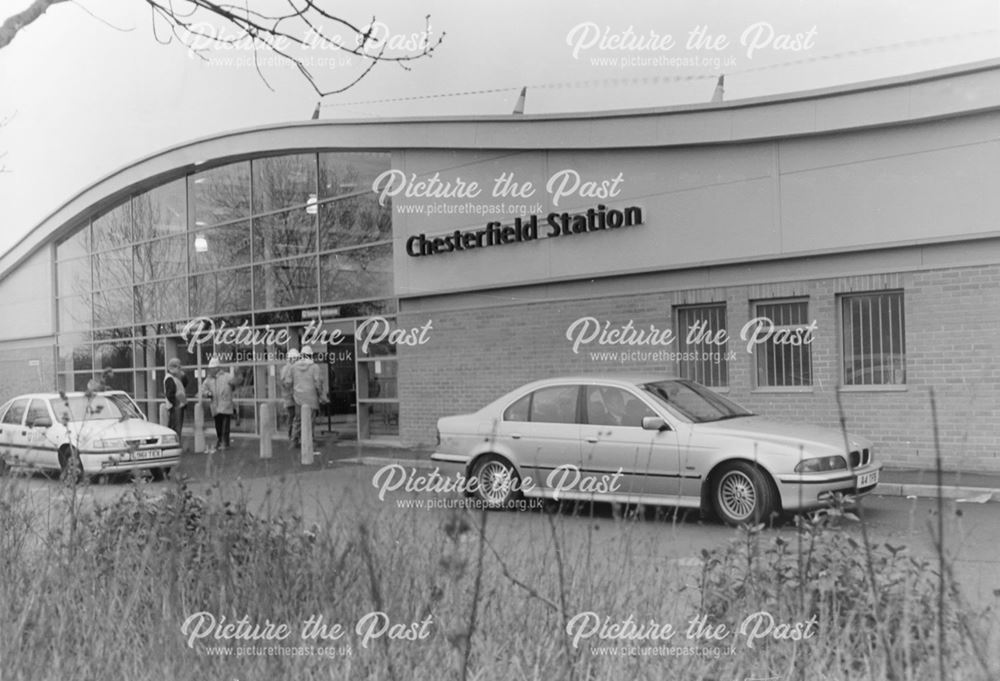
{"left": 431, "top": 375, "right": 882, "bottom": 525}
{"left": 0, "top": 391, "right": 181, "bottom": 480}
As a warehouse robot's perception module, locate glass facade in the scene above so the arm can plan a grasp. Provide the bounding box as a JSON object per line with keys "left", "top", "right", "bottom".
{"left": 54, "top": 151, "right": 399, "bottom": 440}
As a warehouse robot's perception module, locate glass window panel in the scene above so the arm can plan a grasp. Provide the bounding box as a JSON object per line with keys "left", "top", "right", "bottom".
{"left": 93, "top": 246, "right": 133, "bottom": 290}
{"left": 504, "top": 394, "right": 530, "bottom": 422}
{"left": 93, "top": 288, "right": 133, "bottom": 329}
{"left": 319, "top": 152, "right": 390, "bottom": 200}
{"left": 529, "top": 385, "right": 580, "bottom": 424}
{"left": 59, "top": 340, "right": 92, "bottom": 372}
{"left": 753, "top": 300, "right": 812, "bottom": 387}
{"left": 364, "top": 403, "right": 399, "bottom": 438}
{"left": 253, "top": 154, "right": 317, "bottom": 213}
{"left": 253, "top": 256, "right": 318, "bottom": 310}
{"left": 57, "top": 333, "right": 91, "bottom": 372}
{"left": 320, "top": 243, "right": 393, "bottom": 304}
{"left": 357, "top": 359, "right": 397, "bottom": 399}
{"left": 92, "top": 202, "right": 132, "bottom": 252}
{"left": 318, "top": 194, "right": 392, "bottom": 252}
{"left": 190, "top": 268, "right": 252, "bottom": 317}
{"left": 134, "top": 279, "right": 187, "bottom": 324}
{"left": 94, "top": 337, "right": 134, "bottom": 372}
{"left": 253, "top": 208, "right": 317, "bottom": 261}
{"left": 57, "top": 227, "right": 90, "bottom": 261}
{"left": 676, "top": 304, "right": 729, "bottom": 387}
{"left": 57, "top": 257, "right": 91, "bottom": 297}
{"left": 190, "top": 221, "right": 251, "bottom": 272}
{"left": 842, "top": 292, "right": 906, "bottom": 386}
{"left": 189, "top": 162, "right": 251, "bottom": 228}
{"left": 133, "top": 179, "right": 187, "bottom": 241}
{"left": 134, "top": 235, "right": 187, "bottom": 282}
{"left": 58, "top": 296, "right": 93, "bottom": 333}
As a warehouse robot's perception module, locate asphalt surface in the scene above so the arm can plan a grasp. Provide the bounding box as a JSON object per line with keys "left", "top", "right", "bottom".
{"left": 9, "top": 458, "right": 1000, "bottom": 605}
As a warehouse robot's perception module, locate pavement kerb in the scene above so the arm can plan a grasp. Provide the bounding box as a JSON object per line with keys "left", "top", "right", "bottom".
{"left": 344, "top": 456, "right": 1000, "bottom": 503}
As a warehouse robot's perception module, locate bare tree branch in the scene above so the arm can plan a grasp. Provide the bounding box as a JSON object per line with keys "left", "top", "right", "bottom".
{"left": 1, "top": 0, "right": 445, "bottom": 97}
{"left": 0, "top": 0, "right": 72, "bottom": 50}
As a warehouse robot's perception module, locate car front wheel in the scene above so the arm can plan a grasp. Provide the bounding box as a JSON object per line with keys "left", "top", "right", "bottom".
{"left": 471, "top": 455, "right": 520, "bottom": 509}
{"left": 712, "top": 462, "right": 776, "bottom": 526}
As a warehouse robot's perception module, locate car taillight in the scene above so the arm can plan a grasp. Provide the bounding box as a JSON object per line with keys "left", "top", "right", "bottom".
{"left": 435, "top": 428, "right": 441, "bottom": 447}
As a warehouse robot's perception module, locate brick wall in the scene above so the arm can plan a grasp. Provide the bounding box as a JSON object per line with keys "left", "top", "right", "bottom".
{"left": 0, "top": 341, "right": 57, "bottom": 401}
{"left": 397, "top": 263, "right": 1000, "bottom": 473}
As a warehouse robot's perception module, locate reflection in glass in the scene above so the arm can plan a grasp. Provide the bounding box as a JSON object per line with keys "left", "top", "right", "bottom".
{"left": 320, "top": 243, "right": 393, "bottom": 303}
{"left": 359, "top": 359, "right": 397, "bottom": 398}
{"left": 191, "top": 222, "right": 251, "bottom": 272}
{"left": 189, "top": 162, "right": 251, "bottom": 228}
{"left": 318, "top": 194, "right": 392, "bottom": 252}
{"left": 93, "top": 332, "right": 134, "bottom": 371}
{"left": 133, "top": 179, "right": 187, "bottom": 241}
{"left": 253, "top": 257, "right": 318, "bottom": 310}
{"left": 364, "top": 403, "right": 399, "bottom": 438}
{"left": 93, "top": 247, "right": 133, "bottom": 290}
{"left": 92, "top": 203, "right": 132, "bottom": 252}
{"left": 57, "top": 257, "right": 91, "bottom": 297}
{"left": 93, "top": 288, "right": 132, "bottom": 328}
{"left": 57, "top": 227, "right": 90, "bottom": 261}
{"left": 319, "top": 152, "right": 390, "bottom": 200}
{"left": 134, "top": 279, "right": 187, "bottom": 323}
{"left": 58, "top": 296, "right": 93, "bottom": 333}
{"left": 253, "top": 208, "right": 317, "bottom": 261}
{"left": 253, "top": 154, "right": 317, "bottom": 213}
{"left": 134, "top": 235, "right": 186, "bottom": 282}
{"left": 56, "top": 334, "right": 92, "bottom": 373}
{"left": 190, "top": 268, "right": 252, "bottom": 317}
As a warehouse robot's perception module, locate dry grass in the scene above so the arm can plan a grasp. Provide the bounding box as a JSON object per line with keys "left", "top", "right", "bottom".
{"left": 0, "top": 466, "right": 997, "bottom": 681}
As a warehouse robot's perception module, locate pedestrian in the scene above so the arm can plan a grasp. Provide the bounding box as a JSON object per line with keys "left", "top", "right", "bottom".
{"left": 279, "top": 348, "right": 300, "bottom": 439}
{"left": 283, "top": 345, "right": 328, "bottom": 447}
{"left": 164, "top": 358, "right": 189, "bottom": 440}
{"left": 202, "top": 357, "right": 237, "bottom": 450}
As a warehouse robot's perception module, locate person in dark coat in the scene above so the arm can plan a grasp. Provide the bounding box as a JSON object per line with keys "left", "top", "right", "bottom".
{"left": 164, "top": 357, "right": 189, "bottom": 439}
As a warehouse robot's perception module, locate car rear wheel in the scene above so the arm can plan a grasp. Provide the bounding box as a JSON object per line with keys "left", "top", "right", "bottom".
{"left": 471, "top": 455, "right": 520, "bottom": 509}
{"left": 712, "top": 462, "right": 776, "bottom": 526}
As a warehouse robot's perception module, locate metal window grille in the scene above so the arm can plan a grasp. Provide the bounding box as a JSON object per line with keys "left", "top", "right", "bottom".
{"left": 753, "top": 300, "right": 812, "bottom": 387}
{"left": 676, "top": 304, "right": 728, "bottom": 387}
{"left": 841, "top": 291, "right": 906, "bottom": 386}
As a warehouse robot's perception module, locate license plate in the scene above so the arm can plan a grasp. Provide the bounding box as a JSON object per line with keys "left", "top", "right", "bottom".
{"left": 857, "top": 470, "right": 879, "bottom": 488}
{"left": 125, "top": 449, "right": 161, "bottom": 461}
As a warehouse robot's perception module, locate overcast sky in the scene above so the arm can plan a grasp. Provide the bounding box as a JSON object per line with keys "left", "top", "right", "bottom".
{"left": 1, "top": 0, "right": 998, "bottom": 256}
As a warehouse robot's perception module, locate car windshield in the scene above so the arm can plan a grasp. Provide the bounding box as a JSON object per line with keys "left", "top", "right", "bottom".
{"left": 641, "top": 380, "right": 753, "bottom": 423}
{"left": 49, "top": 395, "right": 132, "bottom": 422}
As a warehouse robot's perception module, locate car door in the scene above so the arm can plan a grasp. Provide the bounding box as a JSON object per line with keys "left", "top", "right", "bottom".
{"left": 579, "top": 385, "right": 686, "bottom": 501}
{"left": 24, "top": 399, "right": 59, "bottom": 469}
{"left": 0, "top": 398, "right": 30, "bottom": 465}
{"left": 497, "top": 384, "right": 582, "bottom": 495}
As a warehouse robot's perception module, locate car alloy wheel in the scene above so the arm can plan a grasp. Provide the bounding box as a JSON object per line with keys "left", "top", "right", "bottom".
{"left": 713, "top": 462, "right": 775, "bottom": 526}
{"left": 473, "top": 455, "right": 519, "bottom": 508}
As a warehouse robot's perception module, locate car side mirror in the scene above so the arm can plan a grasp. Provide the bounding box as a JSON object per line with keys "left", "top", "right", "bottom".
{"left": 30, "top": 417, "right": 52, "bottom": 428}
{"left": 641, "top": 416, "right": 670, "bottom": 431}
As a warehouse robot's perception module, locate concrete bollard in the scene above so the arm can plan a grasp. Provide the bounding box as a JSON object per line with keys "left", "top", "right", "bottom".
{"left": 259, "top": 403, "right": 273, "bottom": 459}
{"left": 158, "top": 403, "right": 170, "bottom": 428}
{"left": 301, "top": 404, "right": 314, "bottom": 465}
{"left": 193, "top": 401, "right": 205, "bottom": 453}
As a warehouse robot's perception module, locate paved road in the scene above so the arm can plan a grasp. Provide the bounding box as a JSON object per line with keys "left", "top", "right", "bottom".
{"left": 9, "top": 463, "right": 1000, "bottom": 606}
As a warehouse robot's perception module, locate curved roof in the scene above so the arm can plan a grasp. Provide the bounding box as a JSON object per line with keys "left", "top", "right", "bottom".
{"left": 4, "top": 58, "right": 1000, "bottom": 281}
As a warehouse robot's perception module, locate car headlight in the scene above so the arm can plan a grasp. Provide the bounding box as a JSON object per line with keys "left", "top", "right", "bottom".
{"left": 94, "top": 438, "right": 126, "bottom": 450}
{"left": 161, "top": 433, "right": 179, "bottom": 446}
{"left": 795, "top": 455, "right": 847, "bottom": 473}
